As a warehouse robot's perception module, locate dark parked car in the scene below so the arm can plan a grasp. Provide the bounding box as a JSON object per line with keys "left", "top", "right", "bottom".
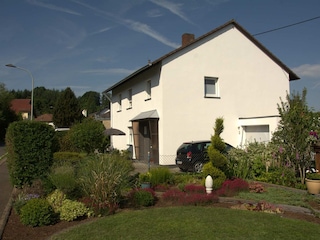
{"left": 175, "top": 140, "right": 234, "bottom": 173}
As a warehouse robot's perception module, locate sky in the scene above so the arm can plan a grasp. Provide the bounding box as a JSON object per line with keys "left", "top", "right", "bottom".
{"left": 0, "top": 0, "right": 320, "bottom": 110}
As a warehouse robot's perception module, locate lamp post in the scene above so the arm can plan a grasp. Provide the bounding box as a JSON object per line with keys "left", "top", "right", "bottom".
{"left": 5, "top": 64, "right": 34, "bottom": 120}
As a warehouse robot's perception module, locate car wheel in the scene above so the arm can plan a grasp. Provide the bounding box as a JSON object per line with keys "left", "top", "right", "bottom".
{"left": 194, "top": 162, "right": 203, "bottom": 173}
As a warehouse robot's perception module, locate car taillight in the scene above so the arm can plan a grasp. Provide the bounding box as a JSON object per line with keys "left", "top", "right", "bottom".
{"left": 187, "top": 151, "right": 192, "bottom": 159}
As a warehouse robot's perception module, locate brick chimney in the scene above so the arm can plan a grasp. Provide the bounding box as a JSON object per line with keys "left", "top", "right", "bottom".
{"left": 182, "top": 33, "right": 195, "bottom": 47}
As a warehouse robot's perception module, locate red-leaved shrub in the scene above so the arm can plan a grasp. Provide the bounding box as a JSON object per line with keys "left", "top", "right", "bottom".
{"left": 216, "top": 178, "right": 249, "bottom": 197}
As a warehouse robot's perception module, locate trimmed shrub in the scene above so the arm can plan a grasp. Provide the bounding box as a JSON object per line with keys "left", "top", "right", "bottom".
{"left": 20, "top": 198, "right": 56, "bottom": 227}
{"left": 202, "top": 162, "right": 226, "bottom": 189}
{"left": 5, "top": 121, "right": 55, "bottom": 187}
{"left": 59, "top": 199, "right": 92, "bottom": 221}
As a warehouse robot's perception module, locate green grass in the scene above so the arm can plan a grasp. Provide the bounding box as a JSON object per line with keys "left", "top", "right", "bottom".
{"left": 237, "top": 186, "right": 319, "bottom": 209}
{"left": 50, "top": 206, "right": 320, "bottom": 240}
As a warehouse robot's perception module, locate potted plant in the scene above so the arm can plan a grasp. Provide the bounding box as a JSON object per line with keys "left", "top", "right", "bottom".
{"left": 305, "top": 173, "right": 320, "bottom": 194}
{"left": 139, "top": 172, "right": 151, "bottom": 189}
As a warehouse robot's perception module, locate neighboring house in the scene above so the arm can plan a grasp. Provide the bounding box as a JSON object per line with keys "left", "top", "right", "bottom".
{"left": 10, "top": 99, "right": 32, "bottom": 120}
{"left": 92, "top": 108, "right": 111, "bottom": 129}
{"left": 103, "top": 20, "right": 299, "bottom": 166}
{"left": 35, "top": 113, "right": 54, "bottom": 127}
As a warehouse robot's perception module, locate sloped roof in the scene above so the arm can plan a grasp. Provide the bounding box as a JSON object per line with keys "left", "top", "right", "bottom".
{"left": 104, "top": 19, "right": 299, "bottom": 93}
{"left": 35, "top": 114, "right": 53, "bottom": 122}
{"left": 10, "top": 99, "right": 31, "bottom": 114}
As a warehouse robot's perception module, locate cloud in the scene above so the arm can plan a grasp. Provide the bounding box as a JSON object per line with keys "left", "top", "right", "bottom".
{"left": 26, "top": 0, "right": 82, "bottom": 16}
{"left": 81, "top": 68, "right": 135, "bottom": 75}
{"left": 89, "top": 27, "right": 113, "bottom": 35}
{"left": 149, "top": 0, "right": 194, "bottom": 25}
{"left": 292, "top": 63, "right": 320, "bottom": 78}
{"left": 72, "top": 0, "right": 179, "bottom": 48}
{"left": 147, "top": 9, "right": 163, "bottom": 18}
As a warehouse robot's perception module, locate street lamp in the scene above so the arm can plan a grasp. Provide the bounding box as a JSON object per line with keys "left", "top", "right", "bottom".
{"left": 5, "top": 64, "right": 34, "bottom": 120}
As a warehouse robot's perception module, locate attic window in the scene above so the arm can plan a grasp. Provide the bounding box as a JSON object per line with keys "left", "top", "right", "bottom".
{"left": 204, "top": 77, "right": 219, "bottom": 98}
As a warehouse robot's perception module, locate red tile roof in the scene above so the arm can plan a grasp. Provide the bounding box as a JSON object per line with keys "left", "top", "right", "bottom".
{"left": 35, "top": 114, "right": 53, "bottom": 122}
{"left": 10, "top": 99, "right": 31, "bottom": 114}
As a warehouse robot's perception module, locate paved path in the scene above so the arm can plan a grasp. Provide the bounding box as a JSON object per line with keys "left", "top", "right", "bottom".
{"left": 0, "top": 146, "right": 13, "bottom": 239}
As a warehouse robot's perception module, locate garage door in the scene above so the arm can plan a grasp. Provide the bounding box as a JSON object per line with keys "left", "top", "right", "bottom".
{"left": 244, "top": 125, "right": 269, "bottom": 143}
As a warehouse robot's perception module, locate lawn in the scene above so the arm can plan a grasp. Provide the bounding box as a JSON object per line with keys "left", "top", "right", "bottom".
{"left": 50, "top": 206, "right": 320, "bottom": 240}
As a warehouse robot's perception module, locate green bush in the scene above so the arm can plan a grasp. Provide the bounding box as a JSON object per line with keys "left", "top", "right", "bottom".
{"left": 48, "top": 164, "right": 79, "bottom": 197}
{"left": 59, "top": 199, "right": 92, "bottom": 221}
{"left": 78, "top": 153, "right": 133, "bottom": 211}
{"left": 46, "top": 189, "right": 66, "bottom": 213}
{"left": 53, "top": 152, "right": 86, "bottom": 167}
{"left": 149, "top": 167, "right": 173, "bottom": 187}
{"left": 202, "top": 162, "right": 226, "bottom": 189}
{"left": 5, "top": 121, "right": 55, "bottom": 187}
{"left": 255, "top": 166, "right": 297, "bottom": 187}
{"left": 13, "top": 193, "right": 40, "bottom": 215}
{"left": 68, "top": 118, "right": 107, "bottom": 153}
{"left": 130, "top": 189, "right": 155, "bottom": 207}
{"left": 20, "top": 198, "right": 56, "bottom": 227}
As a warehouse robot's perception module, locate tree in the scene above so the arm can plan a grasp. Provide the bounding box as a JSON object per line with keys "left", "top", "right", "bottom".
{"left": 68, "top": 118, "right": 106, "bottom": 153}
{"left": 52, "top": 87, "right": 83, "bottom": 128}
{"left": 78, "top": 91, "right": 101, "bottom": 115}
{"left": 272, "top": 88, "right": 320, "bottom": 184}
{"left": 0, "top": 83, "right": 19, "bottom": 143}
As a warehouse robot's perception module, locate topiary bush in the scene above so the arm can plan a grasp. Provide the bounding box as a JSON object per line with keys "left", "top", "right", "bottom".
{"left": 59, "top": 199, "right": 92, "bottom": 221}
{"left": 202, "top": 162, "right": 226, "bottom": 189}
{"left": 5, "top": 121, "right": 55, "bottom": 187}
{"left": 20, "top": 198, "right": 57, "bottom": 227}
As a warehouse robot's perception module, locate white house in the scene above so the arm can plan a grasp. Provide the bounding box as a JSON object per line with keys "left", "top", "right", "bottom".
{"left": 103, "top": 20, "right": 299, "bottom": 165}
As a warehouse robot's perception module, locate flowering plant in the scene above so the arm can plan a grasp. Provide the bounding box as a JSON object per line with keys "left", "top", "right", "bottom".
{"left": 307, "top": 131, "right": 319, "bottom": 145}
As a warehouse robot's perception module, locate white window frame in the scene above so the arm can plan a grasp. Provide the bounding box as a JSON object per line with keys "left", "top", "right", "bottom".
{"left": 145, "top": 80, "right": 151, "bottom": 100}
{"left": 127, "top": 89, "right": 132, "bottom": 109}
{"left": 204, "top": 76, "right": 219, "bottom": 98}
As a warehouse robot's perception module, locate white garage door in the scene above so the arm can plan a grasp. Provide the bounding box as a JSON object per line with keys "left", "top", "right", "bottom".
{"left": 244, "top": 125, "right": 269, "bottom": 143}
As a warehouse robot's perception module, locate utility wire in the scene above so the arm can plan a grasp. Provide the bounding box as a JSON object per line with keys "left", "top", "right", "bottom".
{"left": 253, "top": 15, "right": 320, "bottom": 36}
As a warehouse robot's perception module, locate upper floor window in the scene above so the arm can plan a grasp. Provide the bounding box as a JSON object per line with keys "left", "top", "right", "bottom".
{"left": 145, "top": 80, "right": 151, "bottom": 100}
{"left": 204, "top": 77, "right": 219, "bottom": 98}
{"left": 128, "top": 89, "right": 132, "bottom": 109}
{"left": 118, "top": 93, "right": 122, "bottom": 111}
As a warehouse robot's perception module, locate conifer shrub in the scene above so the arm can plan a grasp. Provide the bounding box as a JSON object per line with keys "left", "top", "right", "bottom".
{"left": 202, "top": 162, "right": 226, "bottom": 189}
{"left": 207, "top": 118, "right": 228, "bottom": 172}
{"left": 20, "top": 198, "right": 57, "bottom": 227}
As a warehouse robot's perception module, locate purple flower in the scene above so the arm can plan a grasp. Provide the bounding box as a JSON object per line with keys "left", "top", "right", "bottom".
{"left": 279, "top": 146, "right": 284, "bottom": 154}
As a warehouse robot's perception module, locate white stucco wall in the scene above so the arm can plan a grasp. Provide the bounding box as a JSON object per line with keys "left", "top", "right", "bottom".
{"left": 109, "top": 24, "right": 291, "bottom": 165}
{"left": 159, "top": 25, "right": 289, "bottom": 164}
